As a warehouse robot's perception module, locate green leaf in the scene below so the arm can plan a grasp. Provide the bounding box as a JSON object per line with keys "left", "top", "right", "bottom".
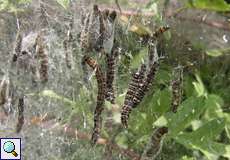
{"left": 180, "top": 156, "right": 195, "bottom": 160}
{"left": 190, "top": 118, "right": 225, "bottom": 140}
{"left": 130, "top": 48, "right": 148, "bottom": 70}
{"left": 206, "top": 49, "right": 223, "bottom": 57}
{"left": 192, "top": 74, "right": 207, "bottom": 97}
{"left": 56, "top": 0, "right": 69, "bottom": 9}
{"left": 189, "top": 0, "right": 230, "bottom": 11}
{"left": 147, "top": 88, "right": 171, "bottom": 114}
{"left": 175, "top": 118, "right": 227, "bottom": 159}
{"left": 166, "top": 96, "right": 205, "bottom": 137}
{"left": 204, "top": 94, "right": 224, "bottom": 120}
{"left": 176, "top": 135, "right": 230, "bottom": 159}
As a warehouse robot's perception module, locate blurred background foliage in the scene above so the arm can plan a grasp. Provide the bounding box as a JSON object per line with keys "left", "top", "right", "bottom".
{"left": 0, "top": 0, "right": 230, "bottom": 160}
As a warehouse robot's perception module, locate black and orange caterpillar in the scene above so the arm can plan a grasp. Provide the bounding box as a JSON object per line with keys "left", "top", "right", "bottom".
{"left": 105, "top": 45, "right": 119, "bottom": 104}
{"left": 121, "top": 64, "right": 147, "bottom": 128}
{"left": 83, "top": 55, "right": 106, "bottom": 145}
{"left": 121, "top": 26, "right": 169, "bottom": 128}
{"left": 35, "top": 33, "right": 48, "bottom": 83}
{"left": 171, "top": 66, "right": 183, "bottom": 113}
{"left": 141, "top": 127, "right": 168, "bottom": 160}
{"left": 121, "top": 59, "right": 159, "bottom": 128}
{"left": 152, "top": 26, "right": 170, "bottom": 39}
{"left": 16, "top": 97, "right": 24, "bottom": 133}
{"left": 13, "top": 32, "right": 22, "bottom": 62}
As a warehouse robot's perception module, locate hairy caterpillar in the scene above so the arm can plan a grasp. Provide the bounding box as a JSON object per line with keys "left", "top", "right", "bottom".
{"left": 171, "top": 66, "right": 183, "bottom": 113}
{"left": 141, "top": 127, "right": 168, "bottom": 160}
{"left": 121, "top": 43, "right": 160, "bottom": 128}
{"left": 152, "top": 26, "right": 170, "bottom": 38}
{"left": 105, "top": 45, "right": 119, "bottom": 104}
{"left": 121, "top": 64, "right": 147, "bottom": 128}
{"left": 83, "top": 55, "right": 106, "bottom": 145}
{"left": 13, "top": 32, "right": 22, "bottom": 62}
{"left": 16, "top": 97, "right": 24, "bottom": 133}
{"left": 35, "top": 33, "right": 48, "bottom": 83}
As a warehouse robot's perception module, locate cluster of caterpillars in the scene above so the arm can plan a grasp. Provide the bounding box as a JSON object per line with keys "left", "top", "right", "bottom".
{"left": 83, "top": 47, "right": 119, "bottom": 145}
{"left": 81, "top": 5, "right": 118, "bottom": 145}
{"left": 121, "top": 26, "right": 170, "bottom": 129}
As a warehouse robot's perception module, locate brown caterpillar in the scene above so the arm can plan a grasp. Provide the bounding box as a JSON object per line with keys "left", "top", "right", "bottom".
{"left": 121, "top": 64, "right": 147, "bottom": 128}
{"left": 35, "top": 33, "right": 48, "bottom": 83}
{"left": 152, "top": 26, "right": 170, "bottom": 38}
{"left": 83, "top": 55, "right": 106, "bottom": 145}
{"left": 105, "top": 45, "right": 119, "bottom": 104}
{"left": 141, "top": 127, "right": 168, "bottom": 160}
{"left": 13, "top": 32, "right": 22, "bottom": 62}
{"left": 121, "top": 43, "right": 160, "bottom": 128}
{"left": 171, "top": 66, "right": 183, "bottom": 113}
{"left": 16, "top": 97, "right": 24, "bottom": 133}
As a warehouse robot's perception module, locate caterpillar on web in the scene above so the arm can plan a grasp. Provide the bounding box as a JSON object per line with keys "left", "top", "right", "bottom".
{"left": 83, "top": 55, "right": 106, "bottom": 145}
{"left": 141, "top": 127, "right": 168, "bottom": 160}
{"left": 16, "top": 97, "right": 25, "bottom": 133}
{"left": 171, "top": 66, "right": 183, "bottom": 113}
{"left": 105, "top": 45, "right": 119, "bottom": 104}
{"left": 121, "top": 38, "right": 160, "bottom": 128}
{"left": 13, "top": 32, "right": 22, "bottom": 62}
{"left": 35, "top": 33, "right": 48, "bottom": 83}
{"left": 121, "top": 64, "right": 147, "bottom": 128}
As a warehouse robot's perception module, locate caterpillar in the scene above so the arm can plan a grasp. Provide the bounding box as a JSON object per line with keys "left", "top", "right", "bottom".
{"left": 16, "top": 97, "right": 24, "bottom": 133}
{"left": 141, "top": 127, "right": 168, "bottom": 160}
{"left": 105, "top": 45, "right": 119, "bottom": 104}
{"left": 35, "top": 33, "right": 48, "bottom": 83}
{"left": 121, "top": 41, "right": 160, "bottom": 128}
{"left": 171, "top": 66, "right": 183, "bottom": 113}
{"left": 83, "top": 55, "right": 106, "bottom": 145}
{"left": 152, "top": 26, "right": 170, "bottom": 39}
{"left": 121, "top": 64, "right": 147, "bottom": 128}
{"left": 13, "top": 32, "right": 22, "bottom": 62}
